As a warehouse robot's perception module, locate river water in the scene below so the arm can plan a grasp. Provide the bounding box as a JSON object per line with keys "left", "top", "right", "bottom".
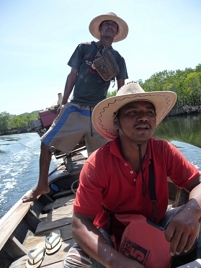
{"left": 0, "top": 133, "right": 59, "bottom": 219}
{"left": 0, "top": 114, "right": 201, "bottom": 219}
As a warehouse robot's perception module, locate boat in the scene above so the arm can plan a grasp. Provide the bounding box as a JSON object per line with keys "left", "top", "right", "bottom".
{"left": 0, "top": 101, "right": 88, "bottom": 268}
{"left": 0, "top": 102, "right": 200, "bottom": 268}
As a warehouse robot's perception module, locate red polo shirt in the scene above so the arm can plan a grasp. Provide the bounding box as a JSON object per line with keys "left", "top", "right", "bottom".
{"left": 74, "top": 137, "right": 200, "bottom": 231}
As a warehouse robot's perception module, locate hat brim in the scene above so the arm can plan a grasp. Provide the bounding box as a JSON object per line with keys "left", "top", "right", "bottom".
{"left": 92, "top": 91, "right": 177, "bottom": 140}
{"left": 89, "top": 14, "right": 128, "bottom": 42}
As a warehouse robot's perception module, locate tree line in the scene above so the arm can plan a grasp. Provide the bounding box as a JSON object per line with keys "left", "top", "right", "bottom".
{"left": 140, "top": 64, "right": 201, "bottom": 108}
{"left": 1, "top": 64, "right": 201, "bottom": 135}
{"left": 109, "top": 64, "right": 201, "bottom": 109}
{"left": 0, "top": 111, "right": 38, "bottom": 135}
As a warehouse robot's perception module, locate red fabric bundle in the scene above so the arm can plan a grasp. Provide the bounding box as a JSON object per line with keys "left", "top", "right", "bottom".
{"left": 115, "top": 214, "right": 172, "bottom": 268}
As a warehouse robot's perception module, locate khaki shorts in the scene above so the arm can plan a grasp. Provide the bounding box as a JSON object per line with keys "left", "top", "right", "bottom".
{"left": 41, "top": 103, "right": 109, "bottom": 156}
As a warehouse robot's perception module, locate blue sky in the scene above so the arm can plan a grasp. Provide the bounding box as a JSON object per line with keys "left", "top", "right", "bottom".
{"left": 0, "top": 0, "right": 201, "bottom": 115}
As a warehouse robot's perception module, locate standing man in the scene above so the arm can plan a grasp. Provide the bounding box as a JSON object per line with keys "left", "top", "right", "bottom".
{"left": 22, "top": 12, "right": 128, "bottom": 202}
{"left": 64, "top": 82, "right": 201, "bottom": 267}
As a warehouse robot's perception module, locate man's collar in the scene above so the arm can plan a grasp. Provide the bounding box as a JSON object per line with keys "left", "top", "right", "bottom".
{"left": 110, "top": 137, "right": 153, "bottom": 161}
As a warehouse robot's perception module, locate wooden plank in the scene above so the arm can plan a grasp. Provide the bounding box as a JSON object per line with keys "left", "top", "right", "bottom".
{"left": 41, "top": 238, "right": 74, "bottom": 267}
{"left": 47, "top": 211, "right": 73, "bottom": 222}
{"left": 46, "top": 204, "right": 73, "bottom": 222}
{"left": 9, "top": 255, "right": 27, "bottom": 268}
{"left": 0, "top": 250, "right": 13, "bottom": 268}
{"left": 36, "top": 195, "right": 74, "bottom": 234}
{"left": 53, "top": 189, "right": 75, "bottom": 199}
{"left": 23, "top": 234, "right": 46, "bottom": 251}
{"left": 23, "top": 225, "right": 73, "bottom": 251}
{"left": 0, "top": 191, "right": 34, "bottom": 227}
{"left": 3, "top": 235, "right": 28, "bottom": 260}
{"left": 173, "top": 188, "right": 189, "bottom": 207}
{"left": 0, "top": 196, "right": 33, "bottom": 250}
{"left": 43, "top": 195, "right": 74, "bottom": 212}
{"left": 24, "top": 210, "right": 41, "bottom": 230}
{"left": 36, "top": 217, "right": 72, "bottom": 234}
{"left": 9, "top": 236, "right": 74, "bottom": 268}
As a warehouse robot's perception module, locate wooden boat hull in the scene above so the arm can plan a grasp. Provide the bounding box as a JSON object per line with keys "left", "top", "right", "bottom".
{"left": 0, "top": 151, "right": 192, "bottom": 268}
{"left": 0, "top": 111, "right": 198, "bottom": 267}
{"left": 0, "top": 147, "right": 87, "bottom": 268}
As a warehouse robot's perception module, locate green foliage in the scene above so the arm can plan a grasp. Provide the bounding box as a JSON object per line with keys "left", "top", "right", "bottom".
{"left": 0, "top": 112, "right": 11, "bottom": 132}
{"left": 0, "top": 111, "right": 39, "bottom": 134}
{"left": 107, "top": 64, "right": 201, "bottom": 108}
{"left": 140, "top": 64, "right": 201, "bottom": 108}
{"left": 107, "top": 90, "right": 117, "bottom": 98}
{"left": 1, "top": 64, "right": 201, "bottom": 134}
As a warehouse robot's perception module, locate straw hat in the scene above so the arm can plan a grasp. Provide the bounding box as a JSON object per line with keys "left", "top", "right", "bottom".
{"left": 89, "top": 12, "right": 128, "bottom": 42}
{"left": 92, "top": 82, "right": 177, "bottom": 140}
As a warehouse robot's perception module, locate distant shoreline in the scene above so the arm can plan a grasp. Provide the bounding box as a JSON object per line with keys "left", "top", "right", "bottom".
{"left": 0, "top": 129, "right": 34, "bottom": 136}
{"left": 1, "top": 105, "right": 201, "bottom": 136}
{"left": 169, "top": 104, "right": 201, "bottom": 116}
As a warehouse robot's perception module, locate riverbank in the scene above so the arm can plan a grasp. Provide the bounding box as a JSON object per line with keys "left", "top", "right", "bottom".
{"left": 0, "top": 128, "right": 33, "bottom": 136}
{"left": 1, "top": 105, "right": 201, "bottom": 136}
{"left": 169, "top": 104, "right": 201, "bottom": 116}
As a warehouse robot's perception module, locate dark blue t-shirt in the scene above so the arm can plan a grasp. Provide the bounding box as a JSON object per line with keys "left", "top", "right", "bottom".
{"left": 68, "top": 41, "right": 128, "bottom": 107}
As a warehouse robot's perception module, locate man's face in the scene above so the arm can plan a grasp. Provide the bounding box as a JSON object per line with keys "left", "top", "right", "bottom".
{"left": 99, "top": 20, "right": 119, "bottom": 39}
{"left": 116, "top": 101, "right": 157, "bottom": 144}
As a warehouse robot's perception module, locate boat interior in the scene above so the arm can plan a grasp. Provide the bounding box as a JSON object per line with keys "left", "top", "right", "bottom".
{"left": 0, "top": 139, "right": 195, "bottom": 268}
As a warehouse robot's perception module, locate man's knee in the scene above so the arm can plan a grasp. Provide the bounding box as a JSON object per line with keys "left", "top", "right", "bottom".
{"left": 62, "top": 245, "right": 92, "bottom": 268}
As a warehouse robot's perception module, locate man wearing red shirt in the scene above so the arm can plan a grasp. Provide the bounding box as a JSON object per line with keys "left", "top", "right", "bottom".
{"left": 63, "top": 82, "right": 201, "bottom": 268}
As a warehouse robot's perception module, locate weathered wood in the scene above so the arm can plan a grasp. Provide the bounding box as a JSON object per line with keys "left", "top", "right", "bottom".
{"left": 38, "top": 194, "right": 55, "bottom": 204}
{"left": 3, "top": 235, "right": 28, "bottom": 260}
{"left": 53, "top": 189, "right": 75, "bottom": 199}
{"left": 0, "top": 146, "right": 86, "bottom": 267}
{"left": 173, "top": 188, "right": 189, "bottom": 207}
{"left": 0, "top": 249, "right": 12, "bottom": 268}
{"left": 0, "top": 197, "right": 33, "bottom": 250}
{"left": 30, "top": 196, "right": 50, "bottom": 218}
{"left": 42, "top": 195, "right": 74, "bottom": 212}
{"left": 9, "top": 255, "right": 27, "bottom": 268}
{"left": 24, "top": 210, "right": 41, "bottom": 231}
{"left": 41, "top": 238, "right": 74, "bottom": 267}
{"left": 1, "top": 138, "right": 197, "bottom": 268}
{"left": 36, "top": 217, "right": 72, "bottom": 234}
{"left": 9, "top": 239, "right": 74, "bottom": 268}
{"left": 23, "top": 234, "right": 46, "bottom": 251}
{"left": 23, "top": 224, "right": 73, "bottom": 251}
{"left": 168, "top": 179, "right": 189, "bottom": 207}
{"left": 46, "top": 206, "right": 73, "bottom": 221}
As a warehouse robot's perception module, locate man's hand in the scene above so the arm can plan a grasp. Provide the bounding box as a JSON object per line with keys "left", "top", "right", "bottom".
{"left": 165, "top": 199, "right": 200, "bottom": 256}
{"left": 72, "top": 213, "right": 144, "bottom": 268}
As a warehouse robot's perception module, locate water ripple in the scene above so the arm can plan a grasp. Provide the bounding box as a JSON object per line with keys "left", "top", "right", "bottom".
{"left": 0, "top": 133, "right": 60, "bottom": 218}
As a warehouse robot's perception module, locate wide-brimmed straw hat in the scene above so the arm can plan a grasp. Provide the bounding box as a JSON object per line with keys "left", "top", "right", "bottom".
{"left": 92, "top": 82, "right": 177, "bottom": 140}
{"left": 89, "top": 12, "right": 128, "bottom": 42}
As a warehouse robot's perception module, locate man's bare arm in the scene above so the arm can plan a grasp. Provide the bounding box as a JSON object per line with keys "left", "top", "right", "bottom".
{"left": 72, "top": 212, "right": 144, "bottom": 268}
{"left": 165, "top": 176, "right": 201, "bottom": 256}
{"left": 117, "top": 78, "right": 125, "bottom": 90}
{"left": 62, "top": 67, "right": 78, "bottom": 105}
